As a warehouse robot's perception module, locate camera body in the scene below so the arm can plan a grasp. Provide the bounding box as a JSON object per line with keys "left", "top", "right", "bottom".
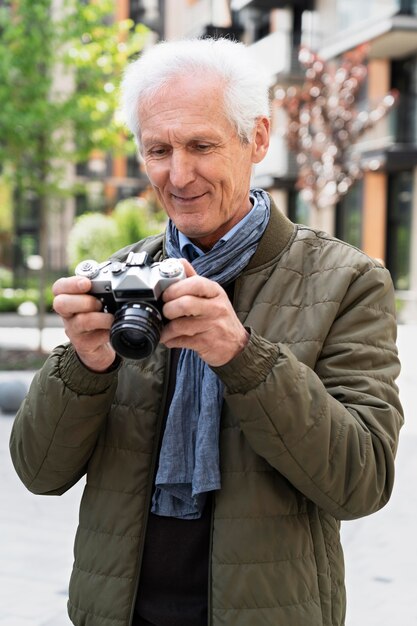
{"left": 75, "top": 251, "right": 185, "bottom": 360}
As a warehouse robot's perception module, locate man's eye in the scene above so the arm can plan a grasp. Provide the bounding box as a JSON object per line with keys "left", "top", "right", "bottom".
{"left": 194, "top": 144, "right": 212, "bottom": 152}
{"left": 148, "top": 147, "right": 168, "bottom": 157}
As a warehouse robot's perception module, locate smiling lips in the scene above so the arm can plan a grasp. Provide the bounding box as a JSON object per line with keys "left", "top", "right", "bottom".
{"left": 171, "top": 192, "right": 207, "bottom": 203}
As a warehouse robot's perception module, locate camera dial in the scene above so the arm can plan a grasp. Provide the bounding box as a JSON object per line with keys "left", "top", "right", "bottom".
{"left": 75, "top": 260, "right": 101, "bottom": 280}
{"left": 159, "top": 258, "right": 183, "bottom": 278}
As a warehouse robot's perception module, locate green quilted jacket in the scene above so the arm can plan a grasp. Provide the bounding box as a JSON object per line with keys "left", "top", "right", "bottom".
{"left": 10, "top": 202, "right": 403, "bottom": 626}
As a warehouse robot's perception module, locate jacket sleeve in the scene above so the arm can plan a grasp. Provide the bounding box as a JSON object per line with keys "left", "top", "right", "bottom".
{"left": 212, "top": 265, "right": 404, "bottom": 521}
{"left": 9, "top": 344, "right": 119, "bottom": 496}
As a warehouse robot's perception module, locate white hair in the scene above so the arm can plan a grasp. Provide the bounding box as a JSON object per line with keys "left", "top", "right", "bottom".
{"left": 120, "top": 37, "right": 271, "bottom": 145}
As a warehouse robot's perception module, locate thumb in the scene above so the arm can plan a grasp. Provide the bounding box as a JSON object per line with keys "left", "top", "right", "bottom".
{"left": 179, "top": 258, "right": 198, "bottom": 278}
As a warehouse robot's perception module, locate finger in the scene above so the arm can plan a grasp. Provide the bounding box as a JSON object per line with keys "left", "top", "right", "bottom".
{"left": 179, "top": 258, "right": 197, "bottom": 278}
{"left": 69, "top": 329, "right": 113, "bottom": 355}
{"left": 53, "top": 293, "right": 103, "bottom": 318}
{"left": 161, "top": 318, "right": 209, "bottom": 342}
{"left": 162, "top": 274, "right": 220, "bottom": 303}
{"left": 160, "top": 315, "right": 249, "bottom": 367}
{"left": 163, "top": 294, "right": 209, "bottom": 320}
{"left": 160, "top": 326, "right": 221, "bottom": 361}
{"left": 163, "top": 279, "right": 230, "bottom": 320}
{"left": 161, "top": 258, "right": 197, "bottom": 302}
{"left": 161, "top": 310, "right": 232, "bottom": 341}
{"left": 66, "top": 311, "right": 114, "bottom": 335}
{"left": 53, "top": 276, "right": 91, "bottom": 296}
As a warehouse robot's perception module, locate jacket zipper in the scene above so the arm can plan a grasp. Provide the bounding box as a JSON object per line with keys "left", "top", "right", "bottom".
{"left": 127, "top": 348, "right": 172, "bottom": 626}
{"left": 206, "top": 276, "right": 243, "bottom": 626}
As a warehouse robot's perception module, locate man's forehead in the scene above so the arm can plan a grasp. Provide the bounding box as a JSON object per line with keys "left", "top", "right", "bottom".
{"left": 139, "top": 73, "right": 228, "bottom": 118}
{"left": 139, "top": 103, "right": 235, "bottom": 147}
{"left": 140, "top": 124, "right": 228, "bottom": 146}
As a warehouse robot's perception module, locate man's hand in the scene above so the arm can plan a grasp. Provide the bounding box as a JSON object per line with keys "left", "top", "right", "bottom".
{"left": 52, "top": 276, "right": 116, "bottom": 372}
{"left": 160, "top": 260, "right": 249, "bottom": 367}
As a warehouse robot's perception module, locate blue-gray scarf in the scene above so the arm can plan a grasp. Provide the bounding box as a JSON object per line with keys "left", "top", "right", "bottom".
{"left": 151, "top": 189, "right": 271, "bottom": 519}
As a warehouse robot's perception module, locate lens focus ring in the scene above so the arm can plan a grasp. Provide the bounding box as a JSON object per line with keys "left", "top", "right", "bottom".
{"left": 109, "top": 302, "right": 162, "bottom": 360}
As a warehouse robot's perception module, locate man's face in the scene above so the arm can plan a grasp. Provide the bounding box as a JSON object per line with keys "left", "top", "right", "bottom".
{"left": 138, "top": 74, "right": 269, "bottom": 250}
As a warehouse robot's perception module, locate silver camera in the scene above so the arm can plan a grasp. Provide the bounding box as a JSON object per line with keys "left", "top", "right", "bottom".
{"left": 75, "top": 251, "right": 185, "bottom": 360}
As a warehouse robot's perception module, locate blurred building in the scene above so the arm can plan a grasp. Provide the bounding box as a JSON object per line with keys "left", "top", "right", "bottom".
{"left": 135, "top": 0, "right": 417, "bottom": 306}
{"left": 4, "top": 0, "right": 417, "bottom": 309}
{"left": 319, "top": 0, "right": 417, "bottom": 311}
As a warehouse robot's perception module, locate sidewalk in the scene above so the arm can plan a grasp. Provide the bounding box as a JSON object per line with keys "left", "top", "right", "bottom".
{"left": 0, "top": 323, "right": 416, "bottom": 625}
{"left": 342, "top": 323, "right": 417, "bottom": 625}
{"left": 0, "top": 313, "right": 67, "bottom": 354}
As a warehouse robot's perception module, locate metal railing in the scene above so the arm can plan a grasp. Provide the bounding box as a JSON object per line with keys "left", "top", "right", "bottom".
{"left": 334, "top": 0, "right": 417, "bottom": 33}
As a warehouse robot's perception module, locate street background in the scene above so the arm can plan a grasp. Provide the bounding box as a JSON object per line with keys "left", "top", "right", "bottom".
{"left": 0, "top": 319, "right": 416, "bottom": 626}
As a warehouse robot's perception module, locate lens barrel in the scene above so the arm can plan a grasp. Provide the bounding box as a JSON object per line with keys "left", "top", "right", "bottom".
{"left": 110, "top": 302, "right": 163, "bottom": 360}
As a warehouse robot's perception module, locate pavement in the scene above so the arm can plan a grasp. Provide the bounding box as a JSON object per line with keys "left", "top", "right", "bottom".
{"left": 0, "top": 316, "right": 416, "bottom": 625}
{"left": 0, "top": 313, "right": 66, "bottom": 354}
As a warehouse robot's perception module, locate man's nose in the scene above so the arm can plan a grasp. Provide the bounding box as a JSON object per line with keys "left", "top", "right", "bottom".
{"left": 169, "top": 149, "right": 196, "bottom": 188}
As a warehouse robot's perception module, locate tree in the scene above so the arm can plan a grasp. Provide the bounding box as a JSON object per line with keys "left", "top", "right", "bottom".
{"left": 67, "top": 195, "right": 167, "bottom": 270}
{"left": 0, "top": 0, "right": 148, "bottom": 346}
{"left": 274, "top": 45, "right": 397, "bottom": 230}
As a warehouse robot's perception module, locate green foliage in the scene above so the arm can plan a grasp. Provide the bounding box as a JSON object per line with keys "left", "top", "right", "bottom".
{"left": 0, "top": 176, "right": 13, "bottom": 232}
{"left": 112, "top": 198, "right": 166, "bottom": 249}
{"left": 67, "top": 212, "right": 120, "bottom": 267}
{"left": 0, "top": 287, "right": 54, "bottom": 312}
{"left": 0, "top": 0, "right": 148, "bottom": 205}
{"left": 0, "top": 0, "right": 149, "bottom": 321}
{"left": 67, "top": 197, "right": 167, "bottom": 270}
{"left": 66, "top": 193, "right": 167, "bottom": 269}
{"left": 0, "top": 266, "right": 13, "bottom": 288}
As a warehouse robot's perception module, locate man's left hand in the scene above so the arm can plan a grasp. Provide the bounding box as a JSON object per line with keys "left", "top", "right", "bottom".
{"left": 160, "top": 259, "right": 249, "bottom": 367}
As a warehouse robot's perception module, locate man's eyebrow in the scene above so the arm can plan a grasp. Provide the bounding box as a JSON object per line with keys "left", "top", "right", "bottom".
{"left": 141, "top": 135, "right": 165, "bottom": 145}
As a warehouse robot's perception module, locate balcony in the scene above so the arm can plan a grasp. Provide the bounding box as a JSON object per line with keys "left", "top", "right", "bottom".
{"left": 248, "top": 30, "right": 304, "bottom": 85}
{"left": 356, "top": 93, "right": 417, "bottom": 171}
{"left": 319, "top": 0, "right": 417, "bottom": 60}
{"left": 231, "top": 0, "right": 313, "bottom": 10}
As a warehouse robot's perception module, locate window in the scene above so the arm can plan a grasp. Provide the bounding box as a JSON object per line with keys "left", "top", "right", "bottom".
{"left": 392, "top": 56, "right": 417, "bottom": 145}
{"left": 336, "top": 0, "right": 397, "bottom": 30}
{"left": 288, "top": 189, "right": 310, "bottom": 225}
{"left": 400, "top": 0, "right": 417, "bottom": 15}
{"left": 335, "top": 180, "right": 363, "bottom": 249}
{"left": 386, "top": 171, "right": 413, "bottom": 289}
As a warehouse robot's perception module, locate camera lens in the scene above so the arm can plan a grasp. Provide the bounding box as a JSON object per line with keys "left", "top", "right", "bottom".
{"left": 110, "top": 302, "right": 163, "bottom": 360}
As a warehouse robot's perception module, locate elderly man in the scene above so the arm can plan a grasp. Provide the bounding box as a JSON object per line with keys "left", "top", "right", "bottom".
{"left": 10, "top": 38, "right": 403, "bottom": 626}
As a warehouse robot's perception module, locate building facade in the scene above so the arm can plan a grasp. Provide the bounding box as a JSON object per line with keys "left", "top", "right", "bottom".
{"left": 4, "top": 0, "right": 416, "bottom": 315}
{"left": 140, "top": 0, "right": 417, "bottom": 315}
{"left": 229, "top": 0, "right": 417, "bottom": 315}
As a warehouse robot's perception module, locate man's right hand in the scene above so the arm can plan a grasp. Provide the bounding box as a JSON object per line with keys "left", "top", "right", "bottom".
{"left": 52, "top": 276, "right": 116, "bottom": 372}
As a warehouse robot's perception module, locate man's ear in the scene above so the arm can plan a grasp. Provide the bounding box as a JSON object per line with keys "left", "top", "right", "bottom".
{"left": 251, "top": 116, "right": 270, "bottom": 164}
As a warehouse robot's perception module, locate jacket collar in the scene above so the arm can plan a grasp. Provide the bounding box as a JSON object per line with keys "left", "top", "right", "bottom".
{"left": 244, "top": 194, "right": 296, "bottom": 271}
{"left": 158, "top": 194, "right": 295, "bottom": 266}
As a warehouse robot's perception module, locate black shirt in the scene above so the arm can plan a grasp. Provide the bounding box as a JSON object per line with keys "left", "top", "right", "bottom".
{"left": 133, "top": 349, "right": 212, "bottom": 626}
{"left": 133, "top": 500, "right": 211, "bottom": 626}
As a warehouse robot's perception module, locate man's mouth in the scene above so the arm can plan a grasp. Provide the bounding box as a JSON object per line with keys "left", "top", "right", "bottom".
{"left": 171, "top": 192, "right": 206, "bottom": 202}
